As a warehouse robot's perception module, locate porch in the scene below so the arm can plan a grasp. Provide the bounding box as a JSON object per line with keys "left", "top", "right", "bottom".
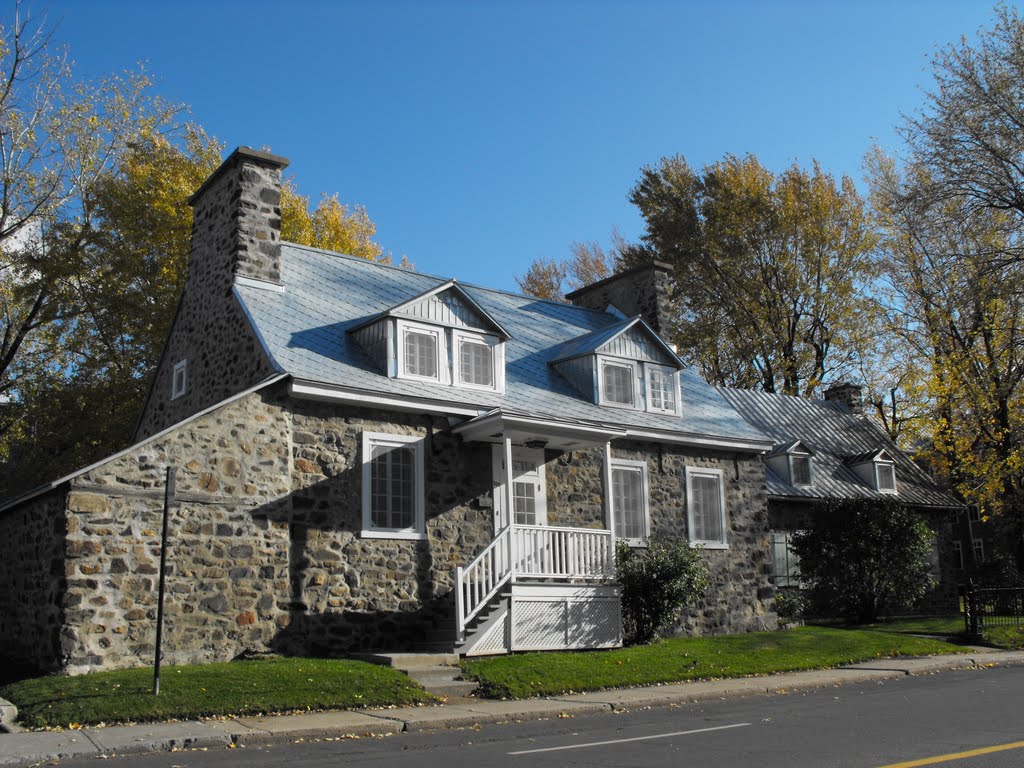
{"left": 452, "top": 410, "right": 627, "bottom": 656}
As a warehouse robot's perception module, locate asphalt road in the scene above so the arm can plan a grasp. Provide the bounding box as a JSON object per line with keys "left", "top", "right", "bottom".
{"left": 49, "top": 664, "right": 1024, "bottom": 768}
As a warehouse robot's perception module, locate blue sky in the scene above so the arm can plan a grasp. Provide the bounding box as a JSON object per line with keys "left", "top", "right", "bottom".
{"left": 45, "top": 0, "right": 1011, "bottom": 291}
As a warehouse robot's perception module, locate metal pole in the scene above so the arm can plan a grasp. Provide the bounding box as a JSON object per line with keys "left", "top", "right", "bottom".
{"left": 153, "top": 466, "right": 176, "bottom": 696}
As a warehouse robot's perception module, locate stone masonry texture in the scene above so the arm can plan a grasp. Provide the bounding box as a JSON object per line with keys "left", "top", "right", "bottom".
{"left": 566, "top": 261, "right": 676, "bottom": 337}
{"left": 1, "top": 378, "right": 777, "bottom": 673}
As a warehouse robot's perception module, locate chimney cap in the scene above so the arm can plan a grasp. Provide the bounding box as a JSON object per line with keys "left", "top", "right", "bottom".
{"left": 188, "top": 146, "right": 290, "bottom": 207}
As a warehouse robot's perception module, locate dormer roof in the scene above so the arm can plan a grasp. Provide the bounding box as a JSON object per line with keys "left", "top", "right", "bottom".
{"left": 766, "top": 439, "right": 815, "bottom": 459}
{"left": 350, "top": 279, "right": 511, "bottom": 339}
{"left": 549, "top": 316, "right": 682, "bottom": 368}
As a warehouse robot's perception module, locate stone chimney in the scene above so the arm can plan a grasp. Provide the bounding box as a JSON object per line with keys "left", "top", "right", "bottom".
{"left": 565, "top": 261, "right": 675, "bottom": 337}
{"left": 823, "top": 382, "right": 864, "bottom": 416}
{"left": 187, "top": 146, "right": 290, "bottom": 288}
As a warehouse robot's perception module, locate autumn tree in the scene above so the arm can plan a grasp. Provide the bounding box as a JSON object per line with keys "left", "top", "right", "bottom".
{"left": 630, "top": 154, "right": 877, "bottom": 396}
{"left": 516, "top": 231, "right": 632, "bottom": 301}
{"left": 281, "top": 181, "right": 382, "bottom": 260}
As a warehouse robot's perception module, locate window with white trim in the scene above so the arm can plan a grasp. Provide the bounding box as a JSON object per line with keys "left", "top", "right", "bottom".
{"left": 398, "top": 322, "right": 445, "bottom": 383}
{"left": 171, "top": 360, "right": 188, "bottom": 400}
{"left": 876, "top": 461, "right": 897, "bottom": 493}
{"left": 790, "top": 453, "right": 812, "bottom": 486}
{"left": 771, "top": 530, "right": 801, "bottom": 587}
{"left": 953, "top": 540, "right": 964, "bottom": 570}
{"left": 361, "top": 432, "right": 426, "bottom": 540}
{"left": 646, "top": 364, "right": 678, "bottom": 414}
{"left": 686, "top": 466, "right": 727, "bottom": 547}
{"left": 453, "top": 329, "right": 500, "bottom": 390}
{"left": 600, "top": 359, "right": 636, "bottom": 407}
{"left": 610, "top": 458, "right": 649, "bottom": 544}
{"left": 972, "top": 538, "right": 985, "bottom": 565}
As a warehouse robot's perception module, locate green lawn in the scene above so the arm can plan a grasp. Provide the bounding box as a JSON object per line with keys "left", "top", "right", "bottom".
{"left": 982, "top": 624, "right": 1024, "bottom": 649}
{"left": 461, "top": 625, "right": 966, "bottom": 699}
{"left": 0, "top": 657, "right": 434, "bottom": 730}
{"left": 839, "top": 616, "right": 967, "bottom": 636}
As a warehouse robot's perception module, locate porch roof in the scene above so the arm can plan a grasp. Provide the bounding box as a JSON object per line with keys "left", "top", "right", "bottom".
{"left": 452, "top": 409, "right": 626, "bottom": 451}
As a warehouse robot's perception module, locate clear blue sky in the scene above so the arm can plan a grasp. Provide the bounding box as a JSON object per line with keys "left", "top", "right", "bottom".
{"left": 44, "top": 0, "right": 1013, "bottom": 291}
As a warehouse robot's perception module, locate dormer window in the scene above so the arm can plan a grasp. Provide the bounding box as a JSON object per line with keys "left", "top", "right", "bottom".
{"left": 790, "top": 452, "right": 812, "bottom": 486}
{"left": 600, "top": 359, "right": 637, "bottom": 407}
{"left": 646, "top": 364, "right": 677, "bottom": 414}
{"left": 876, "top": 461, "right": 896, "bottom": 493}
{"left": 351, "top": 280, "right": 510, "bottom": 395}
{"left": 401, "top": 323, "right": 443, "bottom": 381}
{"left": 847, "top": 449, "right": 898, "bottom": 495}
{"left": 766, "top": 440, "right": 815, "bottom": 488}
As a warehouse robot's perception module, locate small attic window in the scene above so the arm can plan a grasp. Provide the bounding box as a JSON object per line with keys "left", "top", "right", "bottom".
{"left": 600, "top": 359, "right": 637, "bottom": 407}
{"left": 790, "top": 453, "right": 813, "bottom": 486}
{"left": 171, "top": 360, "right": 188, "bottom": 400}
{"left": 876, "top": 461, "right": 897, "bottom": 493}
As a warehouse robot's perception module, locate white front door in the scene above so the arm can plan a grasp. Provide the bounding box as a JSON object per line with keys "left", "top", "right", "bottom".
{"left": 492, "top": 445, "right": 547, "bottom": 532}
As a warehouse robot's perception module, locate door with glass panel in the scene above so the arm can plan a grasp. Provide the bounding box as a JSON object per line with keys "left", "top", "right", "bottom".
{"left": 491, "top": 446, "right": 548, "bottom": 533}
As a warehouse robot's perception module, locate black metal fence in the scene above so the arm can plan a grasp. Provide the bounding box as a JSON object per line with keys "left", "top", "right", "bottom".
{"left": 962, "top": 581, "right": 1024, "bottom": 637}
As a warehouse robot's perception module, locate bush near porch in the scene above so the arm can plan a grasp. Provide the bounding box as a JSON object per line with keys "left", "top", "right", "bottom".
{"left": 461, "top": 625, "right": 965, "bottom": 699}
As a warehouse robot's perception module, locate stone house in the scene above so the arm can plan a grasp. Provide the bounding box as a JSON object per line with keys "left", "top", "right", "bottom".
{"left": 0, "top": 147, "right": 956, "bottom": 676}
{"left": 720, "top": 387, "right": 964, "bottom": 612}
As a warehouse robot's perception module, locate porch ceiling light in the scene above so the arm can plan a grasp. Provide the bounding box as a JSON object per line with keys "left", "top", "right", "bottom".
{"left": 525, "top": 439, "right": 548, "bottom": 450}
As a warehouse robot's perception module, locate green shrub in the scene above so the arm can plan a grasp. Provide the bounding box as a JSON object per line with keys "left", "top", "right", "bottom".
{"left": 616, "top": 535, "right": 709, "bottom": 645}
{"left": 775, "top": 589, "right": 807, "bottom": 623}
{"left": 790, "top": 497, "right": 935, "bottom": 623}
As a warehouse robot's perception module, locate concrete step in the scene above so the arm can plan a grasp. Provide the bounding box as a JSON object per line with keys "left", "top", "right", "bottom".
{"left": 422, "top": 679, "right": 479, "bottom": 698}
{"left": 354, "top": 651, "right": 460, "bottom": 671}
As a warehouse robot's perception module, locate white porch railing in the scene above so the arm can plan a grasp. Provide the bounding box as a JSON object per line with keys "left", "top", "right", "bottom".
{"left": 456, "top": 525, "right": 614, "bottom": 638}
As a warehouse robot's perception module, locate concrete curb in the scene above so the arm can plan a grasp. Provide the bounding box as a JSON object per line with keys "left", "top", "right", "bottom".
{"left": 0, "top": 697, "right": 17, "bottom": 732}
{"left": 0, "top": 652, "right": 1021, "bottom": 767}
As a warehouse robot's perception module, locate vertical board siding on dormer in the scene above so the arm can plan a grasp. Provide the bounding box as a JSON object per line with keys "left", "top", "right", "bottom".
{"left": 552, "top": 356, "right": 596, "bottom": 400}
{"left": 598, "top": 326, "right": 671, "bottom": 363}
{"left": 352, "top": 318, "right": 390, "bottom": 372}
{"left": 394, "top": 292, "right": 485, "bottom": 329}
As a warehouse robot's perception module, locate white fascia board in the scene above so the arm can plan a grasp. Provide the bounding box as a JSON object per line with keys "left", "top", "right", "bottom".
{"left": 288, "top": 380, "right": 482, "bottom": 417}
{"left": 451, "top": 410, "right": 627, "bottom": 444}
{"left": 624, "top": 428, "right": 774, "bottom": 453}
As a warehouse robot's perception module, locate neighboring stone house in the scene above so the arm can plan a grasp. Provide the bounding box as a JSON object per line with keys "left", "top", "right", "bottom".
{"left": 719, "top": 387, "right": 964, "bottom": 613}
{"left": 0, "top": 147, "right": 955, "bottom": 676}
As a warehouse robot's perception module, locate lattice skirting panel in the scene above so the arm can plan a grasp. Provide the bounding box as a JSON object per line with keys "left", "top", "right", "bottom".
{"left": 511, "top": 586, "right": 621, "bottom": 651}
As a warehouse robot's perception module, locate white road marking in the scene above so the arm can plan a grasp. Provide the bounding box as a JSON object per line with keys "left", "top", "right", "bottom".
{"left": 508, "top": 722, "right": 752, "bottom": 754}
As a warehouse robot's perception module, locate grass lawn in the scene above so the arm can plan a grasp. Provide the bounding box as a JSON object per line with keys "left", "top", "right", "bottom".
{"left": 838, "top": 616, "right": 967, "bottom": 636}
{"left": 461, "top": 625, "right": 966, "bottom": 699}
{"left": 0, "top": 657, "right": 434, "bottom": 730}
{"left": 982, "top": 624, "right": 1024, "bottom": 649}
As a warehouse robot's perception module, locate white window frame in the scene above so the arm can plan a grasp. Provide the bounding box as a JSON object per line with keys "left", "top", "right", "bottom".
{"left": 609, "top": 458, "right": 650, "bottom": 545}
{"left": 597, "top": 356, "right": 640, "bottom": 409}
{"left": 789, "top": 452, "right": 813, "bottom": 487}
{"left": 953, "top": 540, "right": 964, "bottom": 570}
{"left": 171, "top": 359, "right": 188, "bottom": 400}
{"left": 396, "top": 320, "right": 447, "bottom": 384}
{"left": 452, "top": 329, "right": 504, "bottom": 393}
{"left": 685, "top": 466, "right": 728, "bottom": 549}
{"left": 875, "top": 461, "right": 897, "bottom": 494}
{"left": 644, "top": 363, "right": 680, "bottom": 415}
{"left": 973, "top": 537, "right": 985, "bottom": 564}
{"left": 361, "top": 431, "right": 427, "bottom": 540}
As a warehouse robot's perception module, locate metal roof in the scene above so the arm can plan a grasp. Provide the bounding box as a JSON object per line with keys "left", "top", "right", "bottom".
{"left": 549, "top": 316, "right": 682, "bottom": 367}
{"left": 234, "top": 244, "right": 770, "bottom": 449}
{"left": 719, "top": 387, "right": 962, "bottom": 509}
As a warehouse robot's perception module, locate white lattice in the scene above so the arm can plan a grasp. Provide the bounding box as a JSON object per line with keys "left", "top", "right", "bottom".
{"left": 569, "top": 598, "right": 621, "bottom": 647}
{"left": 512, "top": 600, "right": 568, "bottom": 649}
{"left": 468, "top": 612, "right": 510, "bottom": 656}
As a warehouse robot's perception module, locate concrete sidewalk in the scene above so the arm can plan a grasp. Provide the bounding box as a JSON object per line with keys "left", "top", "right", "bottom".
{"left": 2, "top": 649, "right": 1022, "bottom": 767}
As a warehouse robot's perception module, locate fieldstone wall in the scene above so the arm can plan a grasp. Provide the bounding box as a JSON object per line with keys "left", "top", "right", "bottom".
{"left": 611, "top": 441, "right": 777, "bottom": 635}
{"left": 134, "top": 149, "right": 287, "bottom": 441}
{"left": 280, "top": 399, "right": 493, "bottom": 655}
{"left": 566, "top": 261, "right": 676, "bottom": 337}
{"left": 542, "top": 441, "right": 776, "bottom": 636}
{"left": 0, "top": 489, "right": 67, "bottom": 673}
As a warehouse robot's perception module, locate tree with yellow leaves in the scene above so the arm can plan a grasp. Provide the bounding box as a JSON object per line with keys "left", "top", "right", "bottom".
{"left": 629, "top": 154, "right": 877, "bottom": 397}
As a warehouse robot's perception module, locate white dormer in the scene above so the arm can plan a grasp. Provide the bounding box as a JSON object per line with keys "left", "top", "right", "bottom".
{"left": 766, "top": 440, "right": 815, "bottom": 488}
{"left": 847, "top": 449, "right": 898, "bottom": 494}
{"left": 351, "top": 281, "right": 510, "bottom": 394}
{"left": 550, "top": 317, "right": 683, "bottom": 415}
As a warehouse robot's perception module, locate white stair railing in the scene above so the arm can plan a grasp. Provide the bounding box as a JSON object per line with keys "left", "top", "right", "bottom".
{"left": 456, "top": 526, "right": 513, "bottom": 638}
{"left": 457, "top": 525, "right": 616, "bottom": 638}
